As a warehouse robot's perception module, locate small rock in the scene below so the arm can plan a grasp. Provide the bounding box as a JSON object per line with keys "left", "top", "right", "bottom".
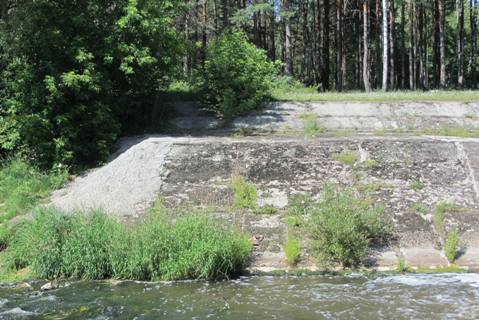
{"left": 41, "top": 281, "right": 59, "bottom": 291}
{"left": 250, "top": 235, "right": 265, "bottom": 246}
{"left": 16, "top": 282, "right": 33, "bottom": 290}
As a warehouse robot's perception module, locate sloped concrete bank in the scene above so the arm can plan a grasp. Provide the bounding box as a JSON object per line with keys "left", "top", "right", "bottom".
{"left": 51, "top": 135, "right": 479, "bottom": 271}
{"left": 173, "top": 101, "right": 479, "bottom": 133}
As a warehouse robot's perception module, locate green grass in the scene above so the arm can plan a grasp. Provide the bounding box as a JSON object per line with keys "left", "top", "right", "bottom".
{"left": 395, "top": 258, "right": 413, "bottom": 273}
{"left": 300, "top": 113, "right": 325, "bottom": 137}
{"left": 231, "top": 176, "right": 257, "bottom": 209}
{"left": 434, "top": 202, "right": 465, "bottom": 241}
{"left": 410, "top": 202, "right": 429, "bottom": 214}
{"left": 331, "top": 151, "right": 358, "bottom": 166}
{"left": 445, "top": 229, "right": 459, "bottom": 263}
{"left": 5, "top": 207, "right": 252, "bottom": 281}
{"left": 418, "top": 127, "right": 479, "bottom": 138}
{"left": 361, "top": 159, "right": 379, "bottom": 170}
{"left": 271, "top": 88, "right": 479, "bottom": 103}
{"left": 253, "top": 205, "right": 278, "bottom": 215}
{"left": 415, "top": 265, "right": 466, "bottom": 274}
{"left": 0, "top": 159, "right": 68, "bottom": 223}
{"left": 410, "top": 180, "right": 425, "bottom": 191}
{"left": 284, "top": 236, "right": 301, "bottom": 266}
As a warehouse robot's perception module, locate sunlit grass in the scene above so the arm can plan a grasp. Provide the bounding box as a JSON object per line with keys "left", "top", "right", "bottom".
{"left": 272, "top": 87, "right": 479, "bottom": 103}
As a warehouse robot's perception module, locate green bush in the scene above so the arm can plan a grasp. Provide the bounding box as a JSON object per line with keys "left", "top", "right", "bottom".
{"left": 6, "top": 207, "right": 252, "bottom": 281}
{"left": 310, "top": 186, "right": 391, "bottom": 267}
{"left": 445, "top": 229, "right": 459, "bottom": 263}
{"left": 0, "top": 159, "right": 68, "bottom": 223}
{"left": 201, "top": 30, "right": 277, "bottom": 120}
{"left": 231, "top": 176, "right": 257, "bottom": 209}
{"left": 0, "top": 0, "right": 182, "bottom": 168}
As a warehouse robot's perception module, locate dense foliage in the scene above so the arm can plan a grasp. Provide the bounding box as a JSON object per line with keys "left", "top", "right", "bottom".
{"left": 310, "top": 186, "right": 391, "bottom": 267}
{"left": 201, "top": 31, "right": 277, "bottom": 119}
{"left": 0, "top": 159, "right": 68, "bottom": 223}
{"left": 0, "top": 0, "right": 182, "bottom": 168}
{"left": 7, "top": 208, "right": 252, "bottom": 281}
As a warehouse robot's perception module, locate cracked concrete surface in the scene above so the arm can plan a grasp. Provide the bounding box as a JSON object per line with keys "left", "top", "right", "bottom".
{"left": 49, "top": 102, "right": 479, "bottom": 271}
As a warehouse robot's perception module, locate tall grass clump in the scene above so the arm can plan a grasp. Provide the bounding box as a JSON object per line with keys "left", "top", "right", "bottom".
{"left": 0, "top": 159, "right": 68, "bottom": 223}
{"left": 6, "top": 207, "right": 252, "bottom": 281}
{"left": 231, "top": 176, "right": 257, "bottom": 209}
{"left": 445, "top": 229, "right": 459, "bottom": 263}
{"left": 284, "top": 236, "right": 301, "bottom": 266}
{"left": 310, "top": 186, "right": 391, "bottom": 267}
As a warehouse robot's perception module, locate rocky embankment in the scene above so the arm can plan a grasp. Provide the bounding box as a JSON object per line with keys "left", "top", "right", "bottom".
{"left": 50, "top": 102, "right": 479, "bottom": 271}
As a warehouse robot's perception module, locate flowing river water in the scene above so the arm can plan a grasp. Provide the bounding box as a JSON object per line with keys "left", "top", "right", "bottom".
{"left": 1, "top": 273, "right": 478, "bottom": 319}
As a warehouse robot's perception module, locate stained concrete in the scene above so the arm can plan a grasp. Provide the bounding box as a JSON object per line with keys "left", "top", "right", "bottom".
{"left": 49, "top": 102, "right": 479, "bottom": 271}
{"left": 172, "top": 101, "right": 479, "bottom": 133}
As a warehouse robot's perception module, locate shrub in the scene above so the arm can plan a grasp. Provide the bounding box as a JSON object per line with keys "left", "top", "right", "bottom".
{"left": 0, "top": 159, "right": 68, "bottom": 223}
{"left": 231, "top": 176, "right": 257, "bottom": 209}
{"left": 0, "top": 0, "right": 182, "bottom": 168}
{"left": 201, "top": 30, "right": 277, "bottom": 120}
{"left": 284, "top": 236, "right": 301, "bottom": 266}
{"left": 445, "top": 229, "right": 459, "bottom": 263}
{"left": 310, "top": 186, "right": 391, "bottom": 267}
{"left": 6, "top": 207, "right": 252, "bottom": 281}
{"left": 395, "top": 258, "right": 411, "bottom": 273}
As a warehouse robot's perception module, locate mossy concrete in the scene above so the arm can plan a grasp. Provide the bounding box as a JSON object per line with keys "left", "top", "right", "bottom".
{"left": 50, "top": 135, "right": 479, "bottom": 271}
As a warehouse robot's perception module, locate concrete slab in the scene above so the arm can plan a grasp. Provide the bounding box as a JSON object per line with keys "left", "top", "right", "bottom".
{"left": 401, "top": 247, "right": 449, "bottom": 268}
{"left": 455, "top": 247, "right": 479, "bottom": 269}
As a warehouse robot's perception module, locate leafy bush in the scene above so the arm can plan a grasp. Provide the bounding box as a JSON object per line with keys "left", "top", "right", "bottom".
{"left": 445, "top": 229, "right": 459, "bottom": 263}
{"left": 0, "top": 0, "right": 182, "bottom": 168}
{"left": 201, "top": 30, "right": 277, "bottom": 120}
{"left": 284, "top": 236, "right": 301, "bottom": 266}
{"left": 231, "top": 176, "right": 257, "bottom": 209}
{"left": 310, "top": 186, "right": 391, "bottom": 267}
{"left": 7, "top": 207, "right": 252, "bottom": 281}
{"left": 0, "top": 159, "right": 68, "bottom": 223}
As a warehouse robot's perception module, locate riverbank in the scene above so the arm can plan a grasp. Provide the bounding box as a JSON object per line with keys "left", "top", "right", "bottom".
{"left": 2, "top": 101, "right": 479, "bottom": 281}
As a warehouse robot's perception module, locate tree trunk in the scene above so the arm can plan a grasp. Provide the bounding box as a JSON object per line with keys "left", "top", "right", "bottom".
{"left": 408, "top": 0, "right": 415, "bottom": 90}
{"left": 284, "top": 0, "right": 293, "bottom": 76}
{"left": 363, "top": 1, "right": 371, "bottom": 92}
{"left": 469, "top": 0, "right": 478, "bottom": 88}
{"left": 336, "top": 0, "right": 344, "bottom": 91}
{"left": 389, "top": 0, "right": 395, "bottom": 89}
{"left": 269, "top": 5, "right": 276, "bottom": 61}
{"left": 438, "top": 0, "right": 447, "bottom": 88}
{"left": 322, "top": 0, "right": 331, "bottom": 90}
{"left": 222, "top": 0, "right": 229, "bottom": 29}
{"left": 456, "top": 0, "right": 465, "bottom": 88}
{"left": 400, "top": 0, "right": 406, "bottom": 89}
{"left": 433, "top": 0, "right": 440, "bottom": 87}
{"left": 382, "top": 0, "right": 388, "bottom": 91}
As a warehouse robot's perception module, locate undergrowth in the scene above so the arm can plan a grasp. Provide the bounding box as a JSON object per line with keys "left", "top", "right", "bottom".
{"left": 309, "top": 185, "right": 392, "bottom": 267}
{"left": 0, "top": 159, "right": 68, "bottom": 223}
{"left": 5, "top": 207, "right": 252, "bottom": 281}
